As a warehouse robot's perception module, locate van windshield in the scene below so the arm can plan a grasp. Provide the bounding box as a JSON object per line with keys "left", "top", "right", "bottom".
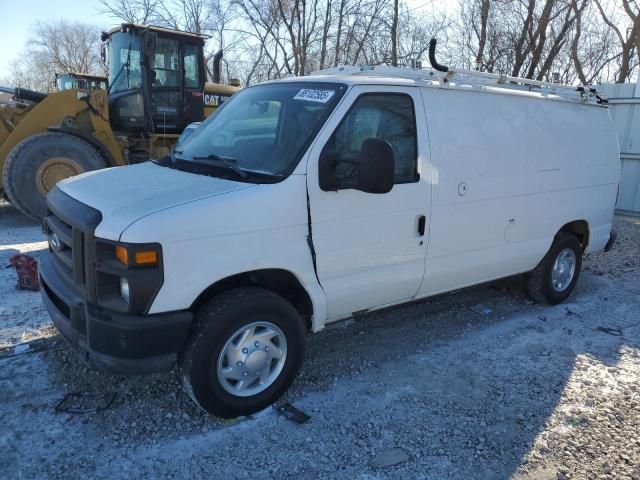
{"left": 175, "top": 82, "right": 347, "bottom": 181}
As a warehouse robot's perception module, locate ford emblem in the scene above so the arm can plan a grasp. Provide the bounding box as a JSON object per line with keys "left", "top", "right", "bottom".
{"left": 50, "top": 233, "right": 62, "bottom": 251}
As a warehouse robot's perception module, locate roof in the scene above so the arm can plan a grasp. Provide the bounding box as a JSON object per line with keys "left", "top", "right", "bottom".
{"left": 269, "top": 65, "right": 605, "bottom": 106}
{"left": 56, "top": 72, "right": 108, "bottom": 80}
{"left": 102, "top": 23, "right": 210, "bottom": 41}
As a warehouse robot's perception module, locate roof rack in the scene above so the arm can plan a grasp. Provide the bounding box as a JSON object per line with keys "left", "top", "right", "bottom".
{"left": 311, "top": 64, "right": 605, "bottom": 105}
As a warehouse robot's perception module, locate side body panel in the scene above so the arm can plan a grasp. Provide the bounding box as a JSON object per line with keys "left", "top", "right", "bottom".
{"left": 416, "top": 87, "right": 620, "bottom": 298}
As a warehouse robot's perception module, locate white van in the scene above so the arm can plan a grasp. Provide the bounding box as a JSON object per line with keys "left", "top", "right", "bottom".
{"left": 40, "top": 59, "right": 619, "bottom": 418}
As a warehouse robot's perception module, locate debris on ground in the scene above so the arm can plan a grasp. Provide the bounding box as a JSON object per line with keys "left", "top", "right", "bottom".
{"left": 471, "top": 303, "right": 493, "bottom": 315}
{"left": 595, "top": 326, "right": 623, "bottom": 336}
{"left": 275, "top": 403, "right": 311, "bottom": 424}
{"left": 9, "top": 253, "right": 40, "bottom": 291}
{"left": 55, "top": 392, "right": 117, "bottom": 414}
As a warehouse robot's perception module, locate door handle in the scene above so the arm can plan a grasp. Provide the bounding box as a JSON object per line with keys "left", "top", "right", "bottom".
{"left": 417, "top": 215, "right": 426, "bottom": 236}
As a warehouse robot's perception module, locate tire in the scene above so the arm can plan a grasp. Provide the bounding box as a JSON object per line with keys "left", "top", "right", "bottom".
{"left": 525, "top": 233, "right": 582, "bottom": 305}
{"left": 179, "top": 287, "right": 307, "bottom": 418}
{"left": 2, "top": 132, "right": 106, "bottom": 221}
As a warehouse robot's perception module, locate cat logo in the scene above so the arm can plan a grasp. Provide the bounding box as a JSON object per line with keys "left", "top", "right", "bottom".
{"left": 204, "top": 94, "right": 230, "bottom": 107}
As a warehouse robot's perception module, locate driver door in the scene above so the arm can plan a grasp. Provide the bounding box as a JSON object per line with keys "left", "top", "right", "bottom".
{"left": 307, "top": 85, "right": 431, "bottom": 320}
{"left": 149, "top": 38, "right": 204, "bottom": 133}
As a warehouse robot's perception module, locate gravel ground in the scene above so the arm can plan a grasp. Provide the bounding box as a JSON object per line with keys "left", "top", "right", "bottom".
{"left": 1, "top": 200, "right": 639, "bottom": 479}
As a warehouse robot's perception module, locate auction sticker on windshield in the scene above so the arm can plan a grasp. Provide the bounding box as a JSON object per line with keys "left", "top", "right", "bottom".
{"left": 293, "top": 89, "right": 335, "bottom": 103}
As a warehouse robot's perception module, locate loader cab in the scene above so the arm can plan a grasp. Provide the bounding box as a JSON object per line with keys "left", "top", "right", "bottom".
{"left": 102, "top": 24, "right": 207, "bottom": 135}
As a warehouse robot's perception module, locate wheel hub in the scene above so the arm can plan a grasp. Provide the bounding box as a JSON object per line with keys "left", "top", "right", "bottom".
{"left": 217, "top": 321, "right": 287, "bottom": 397}
{"left": 551, "top": 248, "right": 576, "bottom": 292}
{"left": 35, "top": 157, "right": 83, "bottom": 196}
{"left": 244, "top": 348, "right": 268, "bottom": 374}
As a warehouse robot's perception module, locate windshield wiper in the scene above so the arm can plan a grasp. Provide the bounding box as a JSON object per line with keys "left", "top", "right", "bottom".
{"left": 190, "top": 154, "right": 249, "bottom": 179}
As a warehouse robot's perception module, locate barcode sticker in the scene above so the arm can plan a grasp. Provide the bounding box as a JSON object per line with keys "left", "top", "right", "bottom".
{"left": 293, "top": 89, "right": 335, "bottom": 103}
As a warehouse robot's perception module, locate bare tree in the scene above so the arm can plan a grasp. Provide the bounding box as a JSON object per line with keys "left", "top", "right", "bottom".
{"left": 475, "top": 0, "right": 490, "bottom": 69}
{"left": 319, "top": 0, "right": 333, "bottom": 69}
{"left": 32, "top": 21, "right": 105, "bottom": 76}
{"left": 99, "top": 0, "right": 162, "bottom": 23}
{"left": 3, "top": 20, "right": 105, "bottom": 92}
{"left": 390, "top": 0, "right": 399, "bottom": 66}
{"left": 594, "top": 0, "right": 639, "bottom": 82}
{"left": 333, "top": 0, "right": 347, "bottom": 66}
{"left": 88, "top": 0, "right": 640, "bottom": 86}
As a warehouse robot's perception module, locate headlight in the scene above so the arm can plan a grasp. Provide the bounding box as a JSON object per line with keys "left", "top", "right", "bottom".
{"left": 120, "top": 277, "right": 130, "bottom": 303}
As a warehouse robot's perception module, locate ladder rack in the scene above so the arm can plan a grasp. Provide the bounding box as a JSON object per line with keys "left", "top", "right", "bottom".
{"left": 311, "top": 64, "right": 605, "bottom": 105}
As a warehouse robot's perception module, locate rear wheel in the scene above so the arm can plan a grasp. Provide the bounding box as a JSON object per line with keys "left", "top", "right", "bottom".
{"left": 525, "top": 233, "right": 582, "bottom": 305}
{"left": 2, "top": 132, "right": 106, "bottom": 220}
{"left": 179, "top": 287, "right": 306, "bottom": 418}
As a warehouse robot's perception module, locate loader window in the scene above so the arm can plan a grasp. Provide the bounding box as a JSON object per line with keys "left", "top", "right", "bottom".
{"left": 184, "top": 44, "right": 200, "bottom": 88}
{"left": 109, "top": 32, "right": 142, "bottom": 92}
{"left": 152, "top": 38, "right": 179, "bottom": 87}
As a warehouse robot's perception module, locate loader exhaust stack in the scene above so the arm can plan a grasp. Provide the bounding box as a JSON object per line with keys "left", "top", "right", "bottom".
{"left": 212, "top": 50, "right": 223, "bottom": 84}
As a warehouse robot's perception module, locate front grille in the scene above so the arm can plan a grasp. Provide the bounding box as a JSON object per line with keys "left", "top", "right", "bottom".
{"left": 46, "top": 214, "right": 82, "bottom": 284}
{"left": 45, "top": 187, "right": 102, "bottom": 303}
{"left": 42, "top": 280, "right": 71, "bottom": 320}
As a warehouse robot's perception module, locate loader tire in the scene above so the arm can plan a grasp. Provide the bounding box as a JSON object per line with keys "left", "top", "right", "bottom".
{"left": 2, "top": 132, "right": 106, "bottom": 221}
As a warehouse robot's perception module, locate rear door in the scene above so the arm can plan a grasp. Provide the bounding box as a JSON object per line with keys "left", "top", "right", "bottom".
{"left": 307, "top": 85, "right": 431, "bottom": 320}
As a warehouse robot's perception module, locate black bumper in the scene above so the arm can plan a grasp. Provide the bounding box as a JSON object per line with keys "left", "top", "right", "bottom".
{"left": 40, "top": 252, "right": 193, "bottom": 375}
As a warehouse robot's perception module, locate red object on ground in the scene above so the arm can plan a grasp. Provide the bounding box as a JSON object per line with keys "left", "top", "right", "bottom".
{"left": 9, "top": 254, "right": 40, "bottom": 291}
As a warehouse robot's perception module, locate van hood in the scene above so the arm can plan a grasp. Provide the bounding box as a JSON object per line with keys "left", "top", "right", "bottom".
{"left": 56, "top": 162, "right": 255, "bottom": 240}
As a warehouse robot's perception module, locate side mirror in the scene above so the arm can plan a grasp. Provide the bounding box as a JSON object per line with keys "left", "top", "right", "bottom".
{"left": 143, "top": 32, "right": 157, "bottom": 55}
{"left": 318, "top": 138, "right": 395, "bottom": 194}
{"left": 356, "top": 138, "right": 395, "bottom": 194}
{"left": 318, "top": 149, "right": 338, "bottom": 191}
{"left": 100, "top": 44, "right": 107, "bottom": 64}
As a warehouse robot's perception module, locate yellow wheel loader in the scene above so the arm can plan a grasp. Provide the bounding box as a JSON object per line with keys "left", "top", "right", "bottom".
{"left": 0, "top": 24, "right": 239, "bottom": 221}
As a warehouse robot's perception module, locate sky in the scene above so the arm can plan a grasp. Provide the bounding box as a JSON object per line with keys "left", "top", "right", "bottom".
{"left": 0, "top": 0, "right": 117, "bottom": 78}
{"left": 0, "top": 0, "right": 458, "bottom": 80}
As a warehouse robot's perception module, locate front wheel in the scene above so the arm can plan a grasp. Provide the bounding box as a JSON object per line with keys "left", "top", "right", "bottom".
{"left": 2, "top": 132, "right": 106, "bottom": 220}
{"left": 179, "top": 287, "right": 306, "bottom": 418}
{"left": 525, "top": 233, "right": 582, "bottom": 305}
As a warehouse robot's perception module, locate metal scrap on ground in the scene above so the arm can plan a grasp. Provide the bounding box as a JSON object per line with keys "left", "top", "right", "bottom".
{"left": 55, "top": 392, "right": 117, "bottom": 414}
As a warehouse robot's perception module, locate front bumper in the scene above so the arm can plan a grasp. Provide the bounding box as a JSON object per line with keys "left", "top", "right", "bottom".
{"left": 40, "top": 251, "right": 193, "bottom": 374}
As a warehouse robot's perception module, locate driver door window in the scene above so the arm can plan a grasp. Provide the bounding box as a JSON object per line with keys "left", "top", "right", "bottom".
{"left": 324, "top": 93, "right": 418, "bottom": 185}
